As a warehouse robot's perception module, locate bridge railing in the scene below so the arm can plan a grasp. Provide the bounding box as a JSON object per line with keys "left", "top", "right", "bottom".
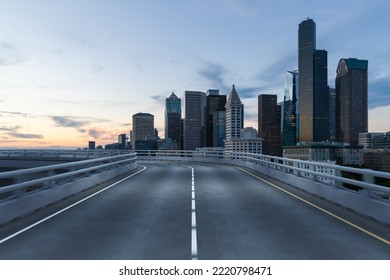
{"left": 0, "top": 149, "right": 132, "bottom": 160}
{"left": 0, "top": 153, "right": 137, "bottom": 201}
{"left": 136, "top": 150, "right": 390, "bottom": 200}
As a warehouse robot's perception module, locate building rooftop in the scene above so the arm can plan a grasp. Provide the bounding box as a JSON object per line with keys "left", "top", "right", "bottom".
{"left": 226, "top": 84, "right": 242, "bottom": 107}
{"left": 167, "top": 92, "right": 179, "bottom": 99}
{"left": 343, "top": 58, "right": 368, "bottom": 70}
{"left": 133, "top": 112, "right": 154, "bottom": 117}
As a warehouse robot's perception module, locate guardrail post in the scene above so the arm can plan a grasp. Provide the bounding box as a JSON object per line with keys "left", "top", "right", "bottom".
{"left": 334, "top": 169, "right": 342, "bottom": 187}
{"left": 362, "top": 173, "right": 375, "bottom": 197}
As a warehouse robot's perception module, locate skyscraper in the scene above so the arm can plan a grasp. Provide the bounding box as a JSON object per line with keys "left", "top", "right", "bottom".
{"left": 336, "top": 58, "right": 368, "bottom": 147}
{"left": 258, "top": 94, "right": 281, "bottom": 156}
{"left": 329, "top": 87, "right": 336, "bottom": 142}
{"left": 165, "top": 92, "right": 182, "bottom": 149}
{"left": 298, "top": 18, "right": 329, "bottom": 143}
{"left": 132, "top": 113, "right": 154, "bottom": 149}
{"left": 183, "top": 91, "right": 206, "bottom": 150}
{"left": 282, "top": 70, "right": 298, "bottom": 146}
{"left": 118, "top": 133, "right": 127, "bottom": 149}
{"left": 313, "top": 49, "right": 329, "bottom": 142}
{"left": 205, "top": 89, "right": 226, "bottom": 147}
{"left": 213, "top": 111, "right": 226, "bottom": 147}
{"left": 225, "top": 85, "right": 244, "bottom": 151}
{"left": 298, "top": 18, "right": 316, "bottom": 142}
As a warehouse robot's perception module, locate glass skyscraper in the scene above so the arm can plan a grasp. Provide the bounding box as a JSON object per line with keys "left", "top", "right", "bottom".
{"left": 258, "top": 94, "right": 281, "bottom": 156}
{"left": 165, "top": 92, "right": 182, "bottom": 149}
{"left": 329, "top": 87, "right": 336, "bottom": 142}
{"left": 183, "top": 91, "right": 206, "bottom": 150}
{"left": 205, "top": 89, "right": 226, "bottom": 147}
{"left": 313, "top": 49, "right": 329, "bottom": 142}
{"left": 213, "top": 111, "right": 226, "bottom": 147}
{"left": 282, "top": 70, "right": 298, "bottom": 147}
{"left": 298, "top": 18, "right": 316, "bottom": 143}
{"left": 298, "top": 18, "right": 329, "bottom": 143}
{"left": 336, "top": 58, "right": 368, "bottom": 147}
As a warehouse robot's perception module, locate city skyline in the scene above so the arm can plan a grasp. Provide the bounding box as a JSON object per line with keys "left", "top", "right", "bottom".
{"left": 1, "top": 0, "right": 390, "bottom": 148}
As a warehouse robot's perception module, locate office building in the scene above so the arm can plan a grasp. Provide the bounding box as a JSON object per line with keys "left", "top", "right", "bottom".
{"left": 258, "top": 94, "right": 281, "bottom": 156}
{"left": 118, "top": 134, "right": 127, "bottom": 149}
{"left": 233, "top": 127, "right": 262, "bottom": 154}
{"left": 225, "top": 85, "right": 244, "bottom": 151}
{"left": 88, "top": 141, "right": 95, "bottom": 150}
{"left": 132, "top": 113, "right": 154, "bottom": 149}
{"left": 313, "top": 49, "right": 329, "bottom": 141}
{"left": 205, "top": 89, "right": 226, "bottom": 147}
{"left": 336, "top": 58, "right": 368, "bottom": 146}
{"left": 283, "top": 142, "right": 363, "bottom": 166}
{"left": 213, "top": 111, "right": 226, "bottom": 147}
{"left": 165, "top": 92, "right": 182, "bottom": 149}
{"left": 358, "top": 132, "right": 384, "bottom": 149}
{"left": 298, "top": 18, "right": 329, "bottom": 143}
{"left": 329, "top": 87, "right": 336, "bottom": 142}
{"left": 373, "top": 132, "right": 390, "bottom": 149}
{"left": 183, "top": 91, "right": 206, "bottom": 150}
{"left": 281, "top": 70, "right": 298, "bottom": 147}
{"left": 241, "top": 127, "right": 258, "bottom": 139}
{"left": 228, "top": 138, "right": 262, "bottom": 155}
{"left": 298, "top": 18, "right": 316, "bottom": 142}
{"left": 363, "top": 149, "right": 390, "bottom": 172}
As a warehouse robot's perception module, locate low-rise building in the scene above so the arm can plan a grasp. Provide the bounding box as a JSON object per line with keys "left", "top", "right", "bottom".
{"left": 363, "top": 149, "right": 390, "bottom": 172}
{"left": 283, "top": 142, "right": 363, "bottom": 166}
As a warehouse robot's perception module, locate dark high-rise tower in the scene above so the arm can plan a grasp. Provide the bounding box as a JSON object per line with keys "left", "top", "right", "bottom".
{"left": 165, "top": 92, "right": 182, "bottom": 149}
{"left": 336, "top": 58, "right": 368, "bottom": 147}
{"left": 298, "top": 18, "right": 316, "bottom": 142}
{"left": 313, "top": 49, "right": 329, "bottom": 142}
{"left": 298, "top": 18, "right": 329, "bottom": 143}
{"left": 329, "top": 87, "right": 336, "bottom": 142}
{"left": 282, "top": 70, "right": 299, "bottom": 146}
{"left": 258, "top": 94, "right": 281, "bottom": 156}
{"left": 205, "top": 89, "right": 226, "bottom": 147}
{"left": 183, "top": 91, "right": 206, "bottom": 150}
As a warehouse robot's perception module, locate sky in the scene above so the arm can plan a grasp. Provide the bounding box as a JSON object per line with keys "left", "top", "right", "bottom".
{"left": 0, "top": 0, "right": 389, "bottom": 148}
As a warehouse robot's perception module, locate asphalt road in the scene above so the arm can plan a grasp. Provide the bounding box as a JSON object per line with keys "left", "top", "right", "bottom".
{"left": 0, "top": 162, "right": 389, "bottom": 259}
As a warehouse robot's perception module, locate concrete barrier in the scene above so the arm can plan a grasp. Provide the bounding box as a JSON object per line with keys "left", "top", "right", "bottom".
{"left": 0, "top": 159, "right": 138, "bottom": 225}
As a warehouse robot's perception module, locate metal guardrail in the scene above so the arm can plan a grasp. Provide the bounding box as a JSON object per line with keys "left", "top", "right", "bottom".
{"left": 0, "top": 149, "right": 132, "bottom": 160}
{"left": 0, "top": 153, "right": 137, "bottom": 200}
{"left": 136, "top": 150, "right": 390, "bottom": 199}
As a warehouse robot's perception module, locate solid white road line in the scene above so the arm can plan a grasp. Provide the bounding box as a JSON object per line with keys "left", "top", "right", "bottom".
{"left": 237, "top": 167, "right": 390, "bottom": 246}
{"left": 187, "top": 166, "right": 198, "bottom": 260}
{"left": 0, "top": 166, "right": 147, "bottom": 245}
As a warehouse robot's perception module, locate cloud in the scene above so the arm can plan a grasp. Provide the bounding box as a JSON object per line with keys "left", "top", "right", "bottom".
{"left": 51, "top": 116, "right": 90, "bottom": 133}
{"left": 0, "top": 125, "right": 43, "bottom": 139}
{"left": 88, "top": 128, "right": 105, "bottom": 139}
{"left": 150, "top": 95, "right": 166, "bottom": 104}
{"left": 197, "top": 61, "right": 229, "bottom": 92}
{"left": 369, "top": 77, "right": 390, "bottom": 109}
{"left": 221, "top": 0, "right": 261, "bottom": 17}
{"left": 36, "top": 83, "right": 81, "bottom": 90}
{"left": 237, "top": 85, "right": 267, "bottom": 99}
{"left": 50, "top": 115, "right": 112, "bottom": 136}
{"left": 255, "top": 53, "right": 296, "bottom": 86}
{"left": 7, "top": 132, "right": 44, "bottom": 139}
{"left": 87, "top": 128, "right": 120, "bottom": 142}
{"left": 0, "top": 125, "right": 21, "bottom": 132}
{"left": 0, "top": 110, "right": 36, "bottom": 118}
{"left": 0, "top": 40, "right": 26, "bottom": 66}
{"left": 91, "top": 64, "right": 106, "bottom": 73}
